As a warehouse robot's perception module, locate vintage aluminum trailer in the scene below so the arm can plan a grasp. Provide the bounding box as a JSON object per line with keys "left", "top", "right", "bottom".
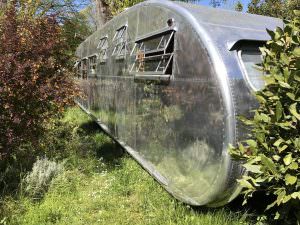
{"left": 75, "top": 0, "right": 282, "bottom": 206}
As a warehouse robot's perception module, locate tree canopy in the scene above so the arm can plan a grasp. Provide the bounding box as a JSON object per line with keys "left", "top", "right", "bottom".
{"left": 247, "top": 0, "right": 299, "bottom": 19}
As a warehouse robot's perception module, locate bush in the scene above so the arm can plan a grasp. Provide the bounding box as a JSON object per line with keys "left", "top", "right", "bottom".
{"left": 0, "top": 2, "right": 79, "bottom": 168}
{"left": 0, "top": 1, "right": 80, "bottom": 194}
{"left": 24, "top": 158, "right": 64, "bottom": 200}
{"left": 229, "top": 11, "right": 300, "bottom": 224}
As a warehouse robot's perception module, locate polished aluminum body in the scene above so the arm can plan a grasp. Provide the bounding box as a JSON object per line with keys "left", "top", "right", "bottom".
{"left": 75, "top": 0, "right": 282, "bottom": 206}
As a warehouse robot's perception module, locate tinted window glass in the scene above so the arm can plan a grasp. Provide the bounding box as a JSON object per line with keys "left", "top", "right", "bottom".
{"left": 240, "top": 47, "right": 264, "bottom": 90}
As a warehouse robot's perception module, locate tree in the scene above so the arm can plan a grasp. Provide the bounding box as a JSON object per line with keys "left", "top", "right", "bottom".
{"left": 0, "top": 0, "right": 7, "bottom": 8}
{"left": 247, "top": 0, "right": 300, "bottom": 19}
{"left": 235, "top": 0, "right": 243, "bottom": 11}
{"left": 91, "top": 0, "right": 225, "bottom": 29}
{"left": 61, "top": 10, "right": 94, "bottom": 63}
{"left": 0, "top": 1, "right": 78, "bottom": 164}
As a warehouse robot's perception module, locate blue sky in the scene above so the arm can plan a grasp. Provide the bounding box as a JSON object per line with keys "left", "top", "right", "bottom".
{"left": 75, "top": 0, "right": 251, "bottom": 12}
{"left": 194, "top": 0, "right": 250, "bottom": 11}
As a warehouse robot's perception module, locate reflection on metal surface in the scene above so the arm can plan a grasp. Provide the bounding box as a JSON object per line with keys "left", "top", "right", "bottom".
{"left": 75, "top": 0, "right": 282, "bottom": 206}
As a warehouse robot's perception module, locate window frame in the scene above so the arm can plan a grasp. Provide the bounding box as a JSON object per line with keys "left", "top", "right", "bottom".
{"left": 97, "top": 36, "right": 108, "bottom": 63}
{"left": 112, "top": 25, "right": 128, "bottom": 59}
{"left": 130, "top": 28, "right": 175, "bottom": 76}
{"left": 88, "top": 54, "right": 98, "bottom": 77}
{"left": 81, "top": 57, "right": 88, "bottom": 79}
{"left": 74, "top": 60, "right": 81, "bottom": 78}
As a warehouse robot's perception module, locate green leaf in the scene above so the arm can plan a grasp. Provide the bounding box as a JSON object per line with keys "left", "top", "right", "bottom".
{"left": 274, "top": 74, "right": 284, "bottom": 81}
{"left": 266, "top": 29, "right": 275, "bottom": 39}
{"left": 238, "top": 116, "right": 254, "bottom": 126}
{"left": 285, "top": 174, "right": 297, "bottom": 185}
{"left": 246, "top": 140, "right": 257, "bottom": 148}
{"left": 266, "top": 200, "right": 277, "bottom": 211}
{"left": 275, "top": 189, "right": 286, "bottom": 205}
{"left": 264, "top": 76, "right": 276, "bottom": 86}
{"left": 293, "top": 138, "right": 300, "bottom": 149}
{"left": 293, "top": 47, "right": 300, "bottom": 57}
{"left": 255, "top": 113, "right": 271, "bottom": 123}
{"left": 288, "top": 162, "right": 298, "bottom": 170}
{"left": 275, "top": 101, "right": 283, "bottom": 121}
{"left": 255, "top": 95, "right": 267, "bottom": 104}
{"left": 291, "top": 192, "right": 300, "bottom": 199}
{"left": 238, "top": 143, "right": 245, "bottom": 153}
{"left": 283, "top": 154, "right": 292, "bottom": 166}
{"left": 294, "top": 75, "right": 300, "bottom": 82}
{"left": 273, "top": 138, "right": 284, "bottom": 147}
{"left": 243, "top": 164, "right": 262, "bottom": 174}
{"left": 273, "top": 155, "right": 281, "bottom": 161}
{"left": 256, "top": 132, "right": 265, "bottom": 143}
{"left": 239, "top": 179, "right": 255, "bottom": 190}
{"left": 276, "top": 121, "right": 292, "bottom": 130}
{"left": 294, "top": 10, "right": 300, "bottom": 16}
{"left": 282, "top": 195, "right": 291, "bottom": 203}
{"left": 279, "top": 81, "right": 291, "bottom": 89}
{"left": 289, "top": 103, "right": 300, "bottom": 120}
{"left": 261, "top": 154, "right": 278, "bottom": 176}
{"left": 274, "top": 30, "right": 282, "bottom": 40}
{"left": 286, "top": 92, "right": 295, "bottom": 100}
{"left": 275, "top": 211, "right": 280, "bottom": 220}
{"left": 283, "top": 67, "right": 291, "bottom": 79}
{"left": 280, "top": 53, "right": 290, "bottom": 65}
{"left": 279, "top": 145, "right": 288, "bottom": 153}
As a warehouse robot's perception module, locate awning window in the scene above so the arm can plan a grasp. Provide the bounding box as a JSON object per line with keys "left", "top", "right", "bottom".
{"left": 131, "top": 29, "right": 175, "bottom": 75}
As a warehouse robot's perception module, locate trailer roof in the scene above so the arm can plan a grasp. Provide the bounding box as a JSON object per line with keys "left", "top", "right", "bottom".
{"left": 144, "top": 0, "right": 283, "bottom": 47}
{"left": 174, "top": 1, "right": 282, "bottom": 31}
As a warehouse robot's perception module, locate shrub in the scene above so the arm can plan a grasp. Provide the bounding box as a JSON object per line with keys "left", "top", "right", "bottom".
{"left": 229, "top": 11, "right": 300, "bottom": 224}
{"left": 24, "top": 158, "right": 64, "bottom": 200}
{"left": 0, "top": 1, "right": 80, "bottom": 194}
{"left": 0, "top": 2, "right": 79, "bottom": 160}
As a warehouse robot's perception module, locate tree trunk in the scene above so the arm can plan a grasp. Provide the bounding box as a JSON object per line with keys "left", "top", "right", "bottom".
{"left": 93, "top": 0, "right": 111, "bottom": 29}
{"left": 0, "top": 0, "right": 7, "bottom": 8}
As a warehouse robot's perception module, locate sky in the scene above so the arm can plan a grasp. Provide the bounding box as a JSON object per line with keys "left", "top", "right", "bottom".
{"left": 194, "top": 0, "right": 251, "bottom": 11}
{"left": 75, "top": 0, "right": 252, "bottom": 12}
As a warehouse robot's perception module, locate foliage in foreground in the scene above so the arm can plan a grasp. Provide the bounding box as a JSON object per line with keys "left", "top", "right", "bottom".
{"left": 230, "top": 11, "right": 300, "bottom": 224}
{"left": 0, "top": 1, "right": 79, "bottom": 189}
{"left": 0, "top": 107, "right": 248, "bottom": 225}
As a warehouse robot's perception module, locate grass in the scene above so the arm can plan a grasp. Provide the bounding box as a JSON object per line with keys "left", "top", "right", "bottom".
{"left": 0, "top": 107, "right": 249, "bottom": 225}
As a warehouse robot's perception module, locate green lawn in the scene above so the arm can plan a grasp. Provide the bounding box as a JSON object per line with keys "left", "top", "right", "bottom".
{"left": 1, "top": 107, "right": 249, "bottom": 225}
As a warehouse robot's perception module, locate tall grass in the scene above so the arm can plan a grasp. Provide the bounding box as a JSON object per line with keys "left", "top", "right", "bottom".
{"left": 0, "top": 107, "right": 249, "bottom": 225}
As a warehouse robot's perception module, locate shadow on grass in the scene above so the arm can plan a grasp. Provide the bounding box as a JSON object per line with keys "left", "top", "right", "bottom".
{"left": 79, "top": 120, "right": 102, "bottom": 135}
{"left": 79, "top": 120, "right": 125, "bottom": 167}
{"left": 95, "top": 141, "right": 124, "bottom": 163}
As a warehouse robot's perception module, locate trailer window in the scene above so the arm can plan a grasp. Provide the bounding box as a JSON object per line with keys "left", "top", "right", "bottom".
{"left": 131, "top": 29, "right": 175, "bottom": 75}
{"left": 112, "top": 26, "right": 127, "bottom": 59}
{"left": 97, "top": 37, "right": 108, "bottom": 63}
{"left": 74, "top": 61, "right": 81, "bottom": 78}
{"left": 89, "top": 55, "right": 97, "bottom": 76}
{"left": 239, "top": 46, "right": 264, "bottom": 90}
{"left": 81, "top": 58, "right": 88, "bottom": 79}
